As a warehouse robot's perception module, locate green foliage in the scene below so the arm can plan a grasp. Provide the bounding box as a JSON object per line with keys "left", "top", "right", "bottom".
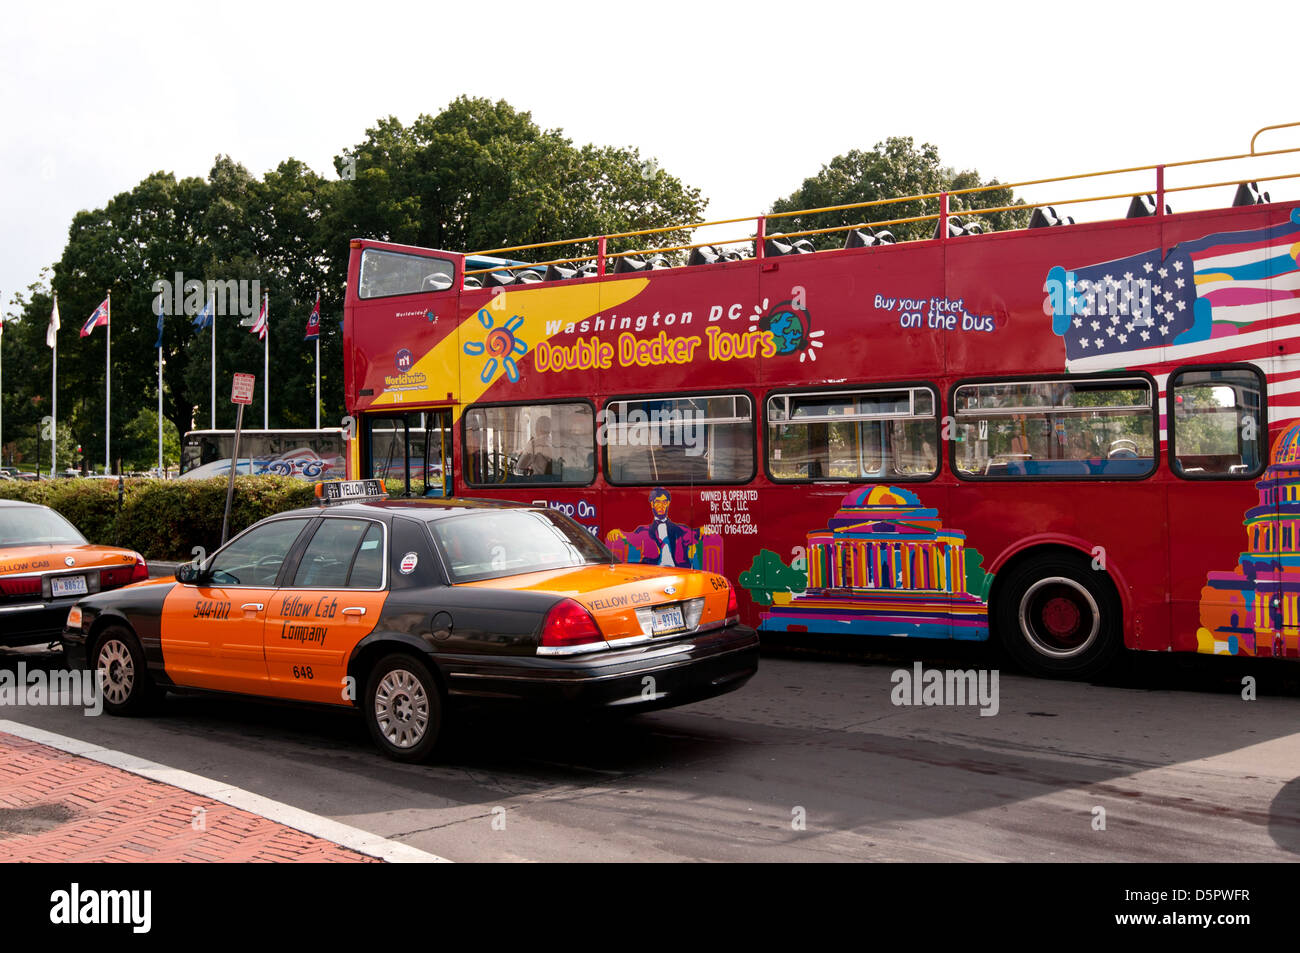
{"left": 118, "top": 408, "right": 180, "bottom": 470}
{"left": 0, "top": 476, "right": 315, "bottom": 560}
{"left": 1, "top": 96, "right": 707, "bottom": 472}
{"left": 770, "top": 136, "right": 1028, "bottom": 246}
{"left": 739, "top": 549, "right": 808, "bottom": 606}
{"left": 325, "top": 97, "right": 707, "bottom": 271}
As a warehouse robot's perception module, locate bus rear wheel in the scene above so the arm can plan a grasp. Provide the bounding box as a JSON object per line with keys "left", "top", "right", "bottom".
{"left": 995, "top": 555, "right": 1121, "bottom": 678}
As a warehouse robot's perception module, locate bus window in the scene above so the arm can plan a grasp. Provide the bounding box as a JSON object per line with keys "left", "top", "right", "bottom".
{"left": 358, "top": 248, "right": 455, "bottom": 299}
{"left": 365, "top": 412, "right": 451, "bottom": 496}
{"left": 1169, "top": 368, "right": 1265, "bottom": 478}
{"left": 603, "top": 394, "right": 754, "bottom": 485}
{"left": 463, "top": 402, "right": 595, "bottom": 486}
{"left": 766, "top": 387, "right": 937, "bottom": 481}
{"left": 953, "top": 377, "right": 1155, "bottom": 478}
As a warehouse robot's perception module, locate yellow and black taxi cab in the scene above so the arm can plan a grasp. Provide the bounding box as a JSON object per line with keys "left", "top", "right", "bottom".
{"left": 1, "top": 500, "right": 147, "bottom": 645}
{"left": 62, "top": 480, "right": 758, "bottom": 761}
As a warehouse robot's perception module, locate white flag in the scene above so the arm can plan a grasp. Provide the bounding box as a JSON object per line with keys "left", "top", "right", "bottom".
{"left": 46, "top": 298, "right": 60, "bottom": 348}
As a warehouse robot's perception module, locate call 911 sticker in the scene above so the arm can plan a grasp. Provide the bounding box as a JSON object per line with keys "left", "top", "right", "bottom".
{"left": 399, "top": 552, "right": 419, "bottom": 574}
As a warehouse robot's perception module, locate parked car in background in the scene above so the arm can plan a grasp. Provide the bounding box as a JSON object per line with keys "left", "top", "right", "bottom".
{"left": 0, "top": 500, "right": 148, "bottom": 645}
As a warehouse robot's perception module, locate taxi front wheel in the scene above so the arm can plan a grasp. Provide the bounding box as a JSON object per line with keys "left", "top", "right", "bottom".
{"left": 364, "top": 653, "right": 444, "bottom": 762}
{"left": 94, "top": 626, "right": 162, "bottom": 716}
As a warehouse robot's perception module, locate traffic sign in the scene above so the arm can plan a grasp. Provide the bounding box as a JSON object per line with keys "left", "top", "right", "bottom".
{"left": 231, "top": 373, "right": 255, "bottom": 405}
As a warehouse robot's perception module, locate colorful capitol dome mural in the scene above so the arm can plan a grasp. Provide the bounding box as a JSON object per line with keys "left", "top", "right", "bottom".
{"left": 1197, "top": 420, "right": 1300, "bottom": 657}
{"left": 760, "top": 485, "right": 991, "bottom": 639}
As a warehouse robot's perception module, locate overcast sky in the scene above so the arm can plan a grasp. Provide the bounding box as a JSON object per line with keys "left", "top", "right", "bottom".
{"left": 2, "top": 0, "right": 1297, "bottom": 320}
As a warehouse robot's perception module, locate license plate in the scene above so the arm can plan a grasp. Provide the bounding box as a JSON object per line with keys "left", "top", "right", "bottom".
{"left": 51, "top": 575, "right": 87, "bottom": 598}
{"left": 651, "top": 605, "right": 685, "bottom": 634}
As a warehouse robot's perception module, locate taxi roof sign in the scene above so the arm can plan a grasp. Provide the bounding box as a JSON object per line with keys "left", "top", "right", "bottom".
{"left": 316, "top": 478, "right": 387, "bottom": 504}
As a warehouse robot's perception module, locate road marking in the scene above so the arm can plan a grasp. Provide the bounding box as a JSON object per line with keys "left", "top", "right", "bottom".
{"left": 0, "top": 720, "right": 451, "bottom": 863}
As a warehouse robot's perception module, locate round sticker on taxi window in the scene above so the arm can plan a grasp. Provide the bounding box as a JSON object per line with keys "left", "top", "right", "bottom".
{"left": 399, "top": 552, "right": 419, "bottom": 574}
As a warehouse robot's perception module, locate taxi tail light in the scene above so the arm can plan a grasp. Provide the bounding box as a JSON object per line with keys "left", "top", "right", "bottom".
{"left": 0, "top": 577, "right": 40, "bottom": 597}
{"left": 100, "top": 562, "right": 146, "bottom": 589}
{"left": 726, "top": 583, "right": 740, "bottom": 622}
{"left": 539, "top": 599, "right": 607, "bottom": 653}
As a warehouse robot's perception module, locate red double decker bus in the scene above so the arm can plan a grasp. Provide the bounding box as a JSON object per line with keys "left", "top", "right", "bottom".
{"left": 343, "top": 124, "right": 1300, "bottom": 677}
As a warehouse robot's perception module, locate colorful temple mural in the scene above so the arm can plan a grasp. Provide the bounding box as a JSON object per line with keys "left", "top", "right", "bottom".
{"left": 1197, "top": 421, "right": 1300, "bottom": 657}
{"left": 758, "top": 485, "right": 992, "bottom": 640}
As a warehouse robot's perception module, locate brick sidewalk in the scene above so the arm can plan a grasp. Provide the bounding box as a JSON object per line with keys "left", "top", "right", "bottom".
{"left": 0, "top": 732, "right": 378, "bottom": 862}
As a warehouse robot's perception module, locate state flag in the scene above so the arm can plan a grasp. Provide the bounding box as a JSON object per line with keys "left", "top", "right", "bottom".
{"left": 80, "top": 299, "right": 109, "bottom": 338}
{"left": 46, "top": 299, "right": 60, "bottom": 348}
{"left": 304, "top": 297, "right": 320, "bottom": 340}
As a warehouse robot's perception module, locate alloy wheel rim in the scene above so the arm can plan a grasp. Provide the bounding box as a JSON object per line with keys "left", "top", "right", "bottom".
{"left": 374, "top": 669, "right": 430, "bottom": 748}
{"left": 97, "top": 640, "right": 134, "bottom": 705}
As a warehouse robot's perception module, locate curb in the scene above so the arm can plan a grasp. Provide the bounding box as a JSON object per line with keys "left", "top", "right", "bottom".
{"left": 0, "top": 721, "right": 451, "bottom": 863}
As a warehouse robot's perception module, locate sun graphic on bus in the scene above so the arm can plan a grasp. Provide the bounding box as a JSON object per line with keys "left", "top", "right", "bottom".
{"left": 750, "top": 298, "right": 825, "bottom": 362}
{"left": 463, "top": 309, "right": 528, "bottom": 383}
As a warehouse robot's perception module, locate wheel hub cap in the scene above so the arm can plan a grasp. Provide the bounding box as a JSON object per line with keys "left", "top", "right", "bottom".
{"left": 97, "top": 640, "right": 134, "bottom": 705}
{"left": 1019, "top": 577, "right": 1101, "bottom": 659}
{"left": 375, "top": 670, "right": 429, "bottom": 748}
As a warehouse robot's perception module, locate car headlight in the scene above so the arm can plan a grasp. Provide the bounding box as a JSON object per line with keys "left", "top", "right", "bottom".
{"left": 66, "top": 607, "right": 82, "bottom": 630}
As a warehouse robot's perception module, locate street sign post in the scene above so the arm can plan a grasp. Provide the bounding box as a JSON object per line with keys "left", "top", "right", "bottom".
{"left": 221, "top": 374, "right": 256, "bottom": 545}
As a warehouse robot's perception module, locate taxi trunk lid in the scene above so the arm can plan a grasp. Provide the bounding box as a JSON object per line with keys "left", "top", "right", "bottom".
{"left": 465, "top": 562, "right": 732, "bottom": 644}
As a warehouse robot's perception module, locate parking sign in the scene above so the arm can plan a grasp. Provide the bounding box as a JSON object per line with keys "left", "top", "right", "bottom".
{"left": 231, "top": 373, "right": 255, "bottom": 405}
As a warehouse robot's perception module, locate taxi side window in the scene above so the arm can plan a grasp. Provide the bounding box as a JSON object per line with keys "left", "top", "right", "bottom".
{"left": 292, "top": 518, "right": 383, "bottom": 589}
{"left": 348, "top": 524, "right": 384, "bottom": 588}
{"left": 208, "top": 519, "right": 312, "bottom": 587}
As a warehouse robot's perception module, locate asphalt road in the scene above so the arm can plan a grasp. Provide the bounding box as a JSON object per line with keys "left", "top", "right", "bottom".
{"left": 1, "top": 640, "right": 1298, "bottom": 862}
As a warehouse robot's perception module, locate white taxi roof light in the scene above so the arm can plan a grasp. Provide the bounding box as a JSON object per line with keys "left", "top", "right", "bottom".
{"left": 316, "top": 478, "right": 387, "bottom": 505}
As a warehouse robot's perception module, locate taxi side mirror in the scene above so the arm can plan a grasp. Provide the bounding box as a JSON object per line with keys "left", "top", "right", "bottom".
{"left": 175, "top": 564, "right": 207, "bottom": 585}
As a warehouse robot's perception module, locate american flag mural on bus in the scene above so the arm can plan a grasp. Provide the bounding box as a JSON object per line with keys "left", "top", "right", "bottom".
{"left": 1045, "top": 208, "right": 1300, "bottom": 438}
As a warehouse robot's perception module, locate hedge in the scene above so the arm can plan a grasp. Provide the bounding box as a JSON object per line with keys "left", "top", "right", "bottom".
{"left": 0, "top": 477, "right": 316, "bottom": 561}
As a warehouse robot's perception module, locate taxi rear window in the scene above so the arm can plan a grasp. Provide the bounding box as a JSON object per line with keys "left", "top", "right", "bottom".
{"left": 430, "top": 510, "right": 609, "bottom": 583}
{"left": 292, "top": 518, "right": 385, "bottom": 589}
{"left": 0, "top": 508, "right": 86, "bottom": 546}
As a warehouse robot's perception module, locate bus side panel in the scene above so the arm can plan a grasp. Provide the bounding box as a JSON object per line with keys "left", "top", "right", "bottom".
{"left": 758, "top": 245, "right": 946, "bottom": 391}
{"left": 947, "top": 479, "right": 1170, "bottom": 651}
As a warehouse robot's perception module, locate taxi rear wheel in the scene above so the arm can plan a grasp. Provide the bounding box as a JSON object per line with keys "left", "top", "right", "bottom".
{"left": 93, "top": 626, "right": 161, "bottom": 715}
{"left": 364, "top": 653, "right": 444, "bottom": 762}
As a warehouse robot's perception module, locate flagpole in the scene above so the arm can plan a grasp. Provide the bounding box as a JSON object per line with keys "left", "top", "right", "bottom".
{"left": 51, "top": 293, "right": 58, "bottom": 478}
{"left": 210, "top": 296, "right": 216, "bottom": 430}
{"left": 158, "top": 347, "right": 164, "bottom": 478}
{"left": 315, "top": 290, "right": 320, "bottom": 430}
{"left": 105, "top": 292, "right": 111, "bottom": 474}
{"left": 263, "top": 292, "right": 269, "bottom": 430}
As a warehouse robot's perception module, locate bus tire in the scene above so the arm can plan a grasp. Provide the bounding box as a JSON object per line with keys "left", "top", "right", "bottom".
{"left": 994, "top": 554, "right": 1122, "bottom": 678}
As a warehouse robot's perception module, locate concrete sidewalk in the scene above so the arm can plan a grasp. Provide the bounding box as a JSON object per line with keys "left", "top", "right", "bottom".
{"left": 0, "top": 730, "right": 381, "bottom": 862}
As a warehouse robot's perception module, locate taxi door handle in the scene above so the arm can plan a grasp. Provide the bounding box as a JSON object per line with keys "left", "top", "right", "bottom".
{"left": 241, "top": 603, "right": 264, "bottom": 612}
{"left": 342, "top": 606, "right": 367, "bottom": 617}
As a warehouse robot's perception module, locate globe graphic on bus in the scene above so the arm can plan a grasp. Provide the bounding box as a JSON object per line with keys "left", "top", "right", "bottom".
{"left": 761, "top": 305, "right": 808, "bottom": 355}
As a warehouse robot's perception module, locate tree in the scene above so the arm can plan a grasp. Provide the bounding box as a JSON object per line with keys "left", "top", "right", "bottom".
{"left": 769, "top": 137, "right": 1028, "bottom": 247}
{"left": 117, "top": 408, "right": 180, "bottom": 471}
{"left": 3, "top": 98, "right": 708, "bottom": 463}
{"left": 324, "top": 97, "right": 707, "bottom": 275}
